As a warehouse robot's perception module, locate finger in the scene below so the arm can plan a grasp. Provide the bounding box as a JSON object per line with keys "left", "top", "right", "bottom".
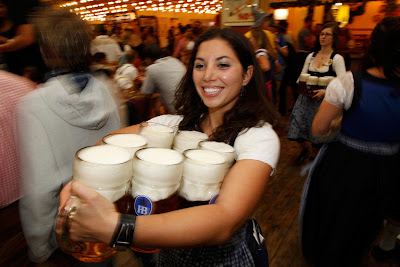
{"left": 59, "top": 181, "right": 72, "bottom": 212}
{"left": 71, "top": 182, "right": 100, "bottom": 203}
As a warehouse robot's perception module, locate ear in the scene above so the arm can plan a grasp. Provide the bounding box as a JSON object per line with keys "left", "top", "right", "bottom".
{"left": 242, "top": 65, "right": 254, "bottom": 86}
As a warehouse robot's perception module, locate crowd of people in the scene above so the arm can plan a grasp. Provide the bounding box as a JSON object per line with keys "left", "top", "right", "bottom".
{"left": 0, "top": 4, "right": 399, "bottom": 267}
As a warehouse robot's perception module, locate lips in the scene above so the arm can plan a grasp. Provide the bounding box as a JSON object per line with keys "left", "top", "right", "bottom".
{"left": 203, "top": 86, "right": 223, "bottom": 97}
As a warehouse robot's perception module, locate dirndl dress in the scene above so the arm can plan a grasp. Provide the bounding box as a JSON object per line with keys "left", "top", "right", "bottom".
{"left": 299, "top": 134, "right": 399, "bottom": 266}
{"left": 287, "top": 52, "right": 337, "bottom": 144}
{"left": 299, "top": 71, "right": 400, "bottom": 266}
{"left": 157, "top": 223, "right": 255, "bottom": 267}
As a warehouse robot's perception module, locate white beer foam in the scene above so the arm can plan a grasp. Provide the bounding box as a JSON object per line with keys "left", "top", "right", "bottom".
{"left": 78, "top": 145, "right": 131, "bottom": 164}
{"left": 104, "top": 134, "right": 147, "bottom": 148}
{"left": 185, "top": 149, "right": 225, "bottom": 165}
{"left": 74, "top": 145, "right": 133, "bottom": 188}
{"left": 137, "top": 148, "right": 183, "bottom": 165}
{"left": 299, "top": 73, "right": 310, "bottom": 82}
{"left": 131, "top": 179, "right": 180, "bottom": 202}
{"left": 103, "top": 134, "right": 147, "bottom": 157}
{"left": 173, "top": 130, "right": 208, "bottom": 153}
{"left": 199, "top": 141, "right": 234, "bottom": 153}
{"left": 179, "top": 179, "right": 221, "bottom": 201}
{"left": 139, "top": 124, "right": 174, "bottom": 148}
{"left": 182, "top": 149, "right": 226, "bottom": 186}
{"left": 199, "top": 141, "right": 235, "bottom": 170}
{"left": 317, "top": 77, "right": 330, "bottom": 86}
{"left": 307, "top": 76, "right": 319, "bottom": 85}
{"left": 133, "top": 148, "right": 183, "bottom": 195}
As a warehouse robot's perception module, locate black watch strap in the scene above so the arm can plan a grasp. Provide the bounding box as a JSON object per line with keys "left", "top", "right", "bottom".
{"left": 110, "top": 213, "right": 136, "bottom": 247}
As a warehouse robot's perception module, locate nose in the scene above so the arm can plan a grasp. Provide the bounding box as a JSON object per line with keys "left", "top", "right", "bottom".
{"left": 203, "top": 65, "right": 216, "bottom": 81}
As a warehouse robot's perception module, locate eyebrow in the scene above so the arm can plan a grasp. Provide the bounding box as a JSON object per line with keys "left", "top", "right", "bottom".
{"left": 195, "top": 56, "right": 231, "bottom": 61}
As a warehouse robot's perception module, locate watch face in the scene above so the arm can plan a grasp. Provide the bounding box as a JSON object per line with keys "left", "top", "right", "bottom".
{"left": 222, "top": 0, "right": 258, "bottom": 26}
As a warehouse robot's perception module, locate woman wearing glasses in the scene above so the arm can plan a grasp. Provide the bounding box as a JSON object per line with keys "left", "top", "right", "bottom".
{"left": 287, "top": 22, "right": 346, "bottom": 164}
{"left": 300, "top": 17, "right": 400, "bottom": 266}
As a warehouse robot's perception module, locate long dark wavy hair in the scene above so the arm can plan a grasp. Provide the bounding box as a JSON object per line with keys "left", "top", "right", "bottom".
{"left": 363, "top": 16, "right": 400, "bottom": 84}
{"left": 174, "top": 28, "right": 277, "bottom": 145}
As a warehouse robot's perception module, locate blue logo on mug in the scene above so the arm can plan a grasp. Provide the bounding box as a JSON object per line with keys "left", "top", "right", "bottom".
{"left": 134, "top": 196, "right": 153, "bottom": 216}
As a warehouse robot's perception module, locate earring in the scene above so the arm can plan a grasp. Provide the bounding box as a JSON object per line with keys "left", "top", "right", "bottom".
{"left": 240, "top": 86, "right": 245, "bottom": 97}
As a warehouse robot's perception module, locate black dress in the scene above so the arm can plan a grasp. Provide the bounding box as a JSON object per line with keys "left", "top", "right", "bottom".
{"left": 299, "top": 72, "right": 400, "bottom": 266}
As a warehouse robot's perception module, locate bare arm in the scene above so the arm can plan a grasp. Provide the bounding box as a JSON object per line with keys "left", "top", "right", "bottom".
{"left": 61, "top": 159, "right": 272, "bottom": 248}
{"left": 0, "top": 24, "right": 35, "bottom": 53}
{"left": 276, "top": 43, "right": 288, "bottom": 58}
{"left": 312, "top": 100, "right": 343, "bottom": 136}
{"left": 256, "top": 54, "right": 271, "bottom": 73}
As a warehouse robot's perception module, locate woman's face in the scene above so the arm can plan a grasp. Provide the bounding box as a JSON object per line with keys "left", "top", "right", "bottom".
{"left": 319, "top": 27, "right": 334, "bottom": 47}
{"left": 192, "top": 38, "right": 253, "bottom": 114}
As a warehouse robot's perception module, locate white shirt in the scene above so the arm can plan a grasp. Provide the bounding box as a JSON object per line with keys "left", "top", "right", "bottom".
{"left": 90, "top": 35, "right": 122, "bottom": 63}
{"left": 148, "top": 114, "right": 280, "bottom": 173}
{"left": 141, "top": 57, "right": 186, "bottom": 113}
{"left": 114, "top": 63, "right": 138, "bottom": 90}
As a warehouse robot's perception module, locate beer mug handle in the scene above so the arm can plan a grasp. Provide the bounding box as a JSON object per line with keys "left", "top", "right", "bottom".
{"left": 56, "top": 196, "right": 83, "bottom": 254}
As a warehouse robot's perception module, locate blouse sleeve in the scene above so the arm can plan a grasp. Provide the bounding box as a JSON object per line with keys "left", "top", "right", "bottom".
{"left": 297, "top": 53, "right": 313, "bottom": 83}
{"left": 235, "top": 123, "right": 280, "bottom": 174}
{"left": 255, "top": 49, "right": 269, "bottom": 59}
{"left": 324, "top": 71, "right": 354, "bottom": 110}
{"left": 332, "top": 54, "right": 346, "bottom": 76}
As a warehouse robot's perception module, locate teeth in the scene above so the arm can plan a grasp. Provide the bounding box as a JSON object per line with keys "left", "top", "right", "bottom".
{"left": 204, "top": 87, "right": 222, "bottom": 93}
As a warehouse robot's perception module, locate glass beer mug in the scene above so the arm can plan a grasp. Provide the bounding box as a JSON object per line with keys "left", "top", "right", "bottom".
{"left": 179, "top": 149, "right": 226, "bottom": 209}
{"left": 130, "top": 147, "right": 183, "bottom": 252}
{"left": 57, "top": 145, "right": 133, "bottom": 263}
{"left": 172, "top": 130, "right": 209, "bottom": 153}
{"left": 298, "top": 73, "right": 310, "bottom": 95}
{"left": 138, "top": 121, "right": 175, "bottom": 148}
{"left": 198, "top": 140, "right": 235, "bottom": 173}
{"left": 305, "top": 76, "right": 319, "bottom": 98}
{"left": 317, "top": 77, "right": 330, "bottom": 91}
{"left": 102, "top": 133, "right": 147, "bottom": 157}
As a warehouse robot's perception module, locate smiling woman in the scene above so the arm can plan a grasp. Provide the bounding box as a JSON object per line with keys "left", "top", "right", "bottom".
{"left": 59, "top": 28, "right": 280, "bottom": 267}
{"left": 192, "top": 38, "right": 253, "bottom": 123}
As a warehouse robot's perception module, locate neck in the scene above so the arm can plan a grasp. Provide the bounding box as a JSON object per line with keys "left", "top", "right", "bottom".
{"left": 319, "top": 46, "right": 333, "bottom": 55}
{"left": 202, "top": 109, "right": 225, "bottom": 137}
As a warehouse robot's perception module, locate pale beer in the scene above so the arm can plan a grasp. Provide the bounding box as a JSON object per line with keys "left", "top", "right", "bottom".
{"left": 130, "top": 147, "right": 183, "bottom": 253}
{"left": 298, "top": 73, "right": 310, "bottom": 95}
{"left": 305, "top": 76, "right": 319, "bottom": 98}
{"left": 57, "top": 145, "right": 134, "bottom": 263}
{"left": 179, "top": 149, "right": 226, "bottom": 209}
{"left": 131, "top": 147, "right": 183, "bottom": 215}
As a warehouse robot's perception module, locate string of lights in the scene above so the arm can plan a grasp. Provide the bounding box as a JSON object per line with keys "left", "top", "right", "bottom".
{"left": 59, "top": 0, "right": 222, "bottom": 21}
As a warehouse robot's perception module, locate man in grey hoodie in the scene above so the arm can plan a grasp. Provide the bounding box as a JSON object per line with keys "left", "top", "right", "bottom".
{"left": 16, "top": 9, "right": 121, "bottom": 263}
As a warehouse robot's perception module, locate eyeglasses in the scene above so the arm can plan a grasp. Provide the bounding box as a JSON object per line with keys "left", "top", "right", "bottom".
{"left": 320, "top": 33, "right": 333, "bottom": 37}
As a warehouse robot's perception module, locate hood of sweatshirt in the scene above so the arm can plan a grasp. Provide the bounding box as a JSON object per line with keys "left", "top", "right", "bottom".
{"left": 39, "top": 74, "right": 114, "bottom": 130}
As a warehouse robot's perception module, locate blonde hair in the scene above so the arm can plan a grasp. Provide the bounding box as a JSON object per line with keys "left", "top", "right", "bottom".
{"left": 251, "top": 29, "right": 277, "bottom": 61}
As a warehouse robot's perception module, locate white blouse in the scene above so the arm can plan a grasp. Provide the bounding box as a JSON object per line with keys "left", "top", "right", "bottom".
{"left": 324, "top": 71, "right": 354, "bottom": 110}
{"left": 300, "top": 52, "right": 346, "bottom": 77}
